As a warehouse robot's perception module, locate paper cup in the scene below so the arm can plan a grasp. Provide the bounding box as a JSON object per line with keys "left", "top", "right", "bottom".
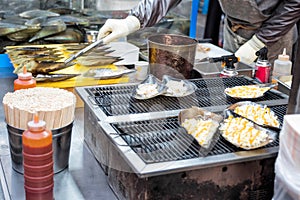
{"left": 135, "top": 61, "right": 149, "bottom": 81}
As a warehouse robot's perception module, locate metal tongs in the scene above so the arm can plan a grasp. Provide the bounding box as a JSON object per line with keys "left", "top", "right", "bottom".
{"left": 64, "top": 39, "right": 103, "bottom": 65}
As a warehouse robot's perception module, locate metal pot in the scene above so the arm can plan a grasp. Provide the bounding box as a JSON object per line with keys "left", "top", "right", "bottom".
{"left": 7, "top": 122, "right": 73, "bottom": 174}
{"left": 148, "top": 34, "right": 197, "bottom": 79}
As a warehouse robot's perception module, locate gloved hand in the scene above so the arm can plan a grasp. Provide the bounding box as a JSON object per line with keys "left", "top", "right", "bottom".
{"left": 235, "top": 35, "right": 265, "bottom": 64}
{"left": 97, "top": 15, "right": 141, "bottom": 44}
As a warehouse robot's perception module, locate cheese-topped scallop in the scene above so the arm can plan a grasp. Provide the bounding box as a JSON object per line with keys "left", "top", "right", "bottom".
{"left": 182, "top": 118, "right": 219, "bottom": 148}
{"left": 225, "top": 85, "right": 270, "bottom": 98}
{"left": 220, "top": 115, "right": 269, "bottom": 149}
{"left": 234, "top": 104, "right": 280, "bottom": 128}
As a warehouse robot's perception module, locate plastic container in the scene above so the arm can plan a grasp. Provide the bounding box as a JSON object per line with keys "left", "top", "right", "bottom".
{"left": 23, "top": 162, "right": 54, "bottom": 177}
{"left": 272, "top": 114, "right": 300, "bottom": 200}
{"left": 22, "top": 115, "right": 53, "bottom": 200}
{"left": 135, "top": 61, "right": 149, "bottom": 81}
{"left": 14, "top": 66, "right": 36, "bottom": 91}
{"left": 25, "top": 183, "right": 54, "bottom": 200}
{"left": 23, "top": 150, "right": 53, "bottom": 166}
{"left": 273, "top": 48, "right": 292, "bottom": 78}
{"left": 0, "top": 54, "right": 16, "bottom": 78}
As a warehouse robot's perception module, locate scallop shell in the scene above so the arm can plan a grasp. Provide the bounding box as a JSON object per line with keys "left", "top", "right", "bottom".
{"left": 178, "top": 106, "right": 223, "bottom": 156}
{"left": 226, "top": 101, "right": 281, "bottom": 130}
{"left": 224, "top": 83, "right": 277, "bottom": 99}
{"left": 220, "top": 109, "right": 278, "bottom": 150}
{"left": 161, "top": 75, "right": 197, "bottom": 97}
{"left": 132, "top": 74, "right": 166, "bottom": 100}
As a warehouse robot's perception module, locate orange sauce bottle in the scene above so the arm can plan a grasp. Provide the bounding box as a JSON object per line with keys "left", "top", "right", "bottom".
{"left": 14, "top": 66, "right": 36, "bottom": 91}
{"left": 22, "top": 115, "right": 53, "bottom": 200}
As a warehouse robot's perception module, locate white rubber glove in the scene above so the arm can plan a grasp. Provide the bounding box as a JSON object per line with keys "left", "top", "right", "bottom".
{"left": 97, "top": 15, "right": 141, "bottom": 44}
{"left": 235, "top": 35, "right": 265, "bottom": 64}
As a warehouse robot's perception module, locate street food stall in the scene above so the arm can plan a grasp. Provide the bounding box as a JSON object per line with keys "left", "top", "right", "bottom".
{"left": 0, "top": 0, "right": 300, "bottom": 199}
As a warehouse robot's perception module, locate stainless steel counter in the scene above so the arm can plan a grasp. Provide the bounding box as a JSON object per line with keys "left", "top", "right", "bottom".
{"left": 0, "top": 78, "right": 117, "bottom": 200}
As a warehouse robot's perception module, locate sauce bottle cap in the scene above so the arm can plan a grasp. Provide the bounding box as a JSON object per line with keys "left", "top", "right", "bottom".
{"left": 278, "top": 48, "right": 290, "bottom": 61}
{"left": 27, "top": 114, "right": 46, "bottom": 132}
{"left": 18, "top": 67, "right": 33, "bottom": 80}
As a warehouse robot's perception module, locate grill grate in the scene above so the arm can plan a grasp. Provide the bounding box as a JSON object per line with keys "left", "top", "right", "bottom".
{"left": 111, "top": 105, "right": 287, "bottom": 164}
{"left": 86, "top": 76, "right": 286, "bottom": 116}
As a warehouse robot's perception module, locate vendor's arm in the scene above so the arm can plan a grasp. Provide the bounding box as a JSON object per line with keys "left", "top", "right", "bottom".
{"left": 236, "top": 0, "right": 300, "bottom": 64}
{"left": 98, "top": 0, "right": 182, "bottom": 43}
{"left": 131, "top": 0, "right": 182, "bottom": 28}
{"left": 256, "top": 0, "right": 300, "bottom": 45}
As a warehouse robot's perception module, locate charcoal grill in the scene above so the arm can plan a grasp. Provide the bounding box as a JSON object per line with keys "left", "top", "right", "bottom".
{"left": 76, "top": 76, "right": 289, "bottom": 200}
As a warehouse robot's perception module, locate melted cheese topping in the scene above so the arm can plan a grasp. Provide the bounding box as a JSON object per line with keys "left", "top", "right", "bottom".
{"left": 225, "top": 85, "right": 270, "bottom": 98}
{"left": 220, "top": 116, "right": 269, "bottom": 149}
{"left": 182, "top": 118, "right": 219, "bottom": 148}
{"left": 234, "top": 104, "right": 280, "bottom": 128}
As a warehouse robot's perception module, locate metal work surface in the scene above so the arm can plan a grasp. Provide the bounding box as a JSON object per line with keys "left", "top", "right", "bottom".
{"left": 77, "top": 76, "right": 289, "bottom": 178}
{"left": 0, "top": 78, "right": 117, "bottom": 200}
{"left": 76, "top": 76, "right": 288, "bottom": 123}
{"left": 111, "top": 104, "right": 286, "bottom": 164}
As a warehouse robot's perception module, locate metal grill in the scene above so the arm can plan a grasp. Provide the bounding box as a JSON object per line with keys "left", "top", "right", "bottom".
{"left": 111, "top": 105, "right": 287, "bottom": 164}
{"left": 85, "top": 76, "right": 286, "bottom": 116}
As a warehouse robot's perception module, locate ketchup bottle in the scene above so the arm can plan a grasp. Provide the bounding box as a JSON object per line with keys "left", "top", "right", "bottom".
{"left": 14, "top": 66, "right": 36, "bottom": 91}
{"left": 22, "top": 114, "right": 54, "bottom": 200}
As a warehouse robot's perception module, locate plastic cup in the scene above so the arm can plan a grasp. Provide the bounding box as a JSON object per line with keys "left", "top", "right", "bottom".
{"left": 135, "top": 61, "right": 149, "bottom": 81}
{"left": 25, "top": 183, "right": 53, "bottom": 200}
{"left": 23, "top": 162, "right": 53, "bottom": 177}
{"left": 23, "top": 150, "right": 53, "bottom": 166}
{"left": 24, "top": 172, "right": 54, "bottom": 188}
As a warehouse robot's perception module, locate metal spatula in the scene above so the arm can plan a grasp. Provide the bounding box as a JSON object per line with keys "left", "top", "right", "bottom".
{"left": 64, "top": 39, "right": 104, "bottom": 65}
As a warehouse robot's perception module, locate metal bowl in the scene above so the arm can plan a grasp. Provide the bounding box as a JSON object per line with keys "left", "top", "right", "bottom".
{"left": 7, "top": 122, "right": 73, "bottom": 174}
{"left": 131, "top": 74, "right": 166, "bottom": 100}
{"left": 162, "top": 75, "right": 197, "bottom": 97}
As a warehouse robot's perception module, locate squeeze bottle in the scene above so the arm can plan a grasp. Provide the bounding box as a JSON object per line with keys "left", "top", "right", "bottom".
{"left": 22, "top": 114, "right": 54, "bottom": 200}
{"left": 273, "top": 48, "right": 292, "bottom": 78}
{"left": 14, "top": 66, "right": 36, "bottom": 91}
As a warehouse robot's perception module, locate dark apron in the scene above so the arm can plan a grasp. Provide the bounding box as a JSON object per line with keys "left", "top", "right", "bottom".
{"left": 219, "top": 0, "right": 296, "bottom": 66}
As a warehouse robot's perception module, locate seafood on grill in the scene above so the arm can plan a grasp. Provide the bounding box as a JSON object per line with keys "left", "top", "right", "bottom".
{"left": 61, "top": 44, "right": 90, "bottom": 51}
{"left": 227, "top": 101, "right": 280, "bottom": 129}
{"left": 76, "top": 55, "right": 123, "bottom": 66}
{"left": 219, "top": 111, "right": 277, "bottom": 150}
{"left": 6, "top": 46, "right": 63, "bottom": 68}
{"left": 179, "top": 106, "right": 223, "bottom": 152}
{"left": 10, "top": 54, "right": 63, "bottom": 66}
{"left": 132, "top": 74, "right": 166, "bottom": 100}
{"left": 224, "top": 83, "right": 277, "bottom": 99}
{"left": 34, "top": 73, "right": 80, "bottom": 82}
{"left": 84, "top": 49, "right": 115, "bottom": 56}
{"left": 83, "top": 67, "right": 135, "bottom": 79}
{"left": 14, "top": 60, "right": 74, "bottom": 74}
{"left": 162, "top": 75, "right": 196, "bottom": 97}
{"left": 6, "top": 46, "right": 59, "bottom": 57}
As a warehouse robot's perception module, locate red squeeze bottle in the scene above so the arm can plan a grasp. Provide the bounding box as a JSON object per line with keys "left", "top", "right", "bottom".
{"left": 22, "top": 115, "right": 54, "bottom": 200}
{"left": 14, "top": 66, "right": 36, "bottom": 91}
